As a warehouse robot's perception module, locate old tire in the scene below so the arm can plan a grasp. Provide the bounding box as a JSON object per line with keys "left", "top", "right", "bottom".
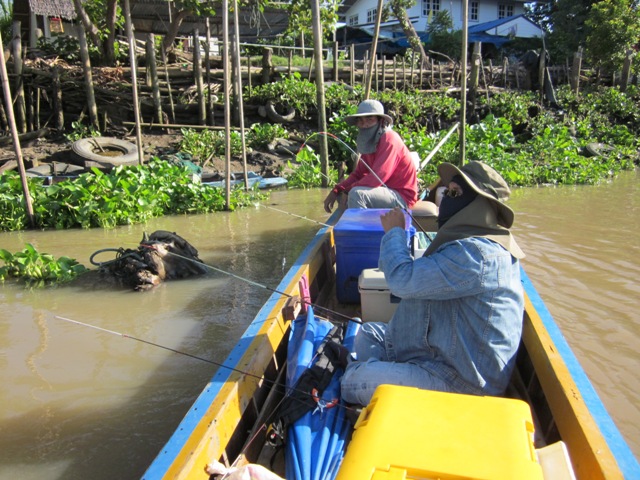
{"left": 71, "top": 137, "right": 139, "bottom": 168}
{"left": 265, "top": 101, "right": 295, "bottom": 123}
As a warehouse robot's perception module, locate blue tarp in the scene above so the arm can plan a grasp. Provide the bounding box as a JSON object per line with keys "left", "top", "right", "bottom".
{"left": 285, "top": 307, "right": 359, "bottom": 480}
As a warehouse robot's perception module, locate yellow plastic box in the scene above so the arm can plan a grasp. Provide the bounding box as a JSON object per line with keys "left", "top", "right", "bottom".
{"left": 337, "top": 385, "right": 543, "bottom": 480}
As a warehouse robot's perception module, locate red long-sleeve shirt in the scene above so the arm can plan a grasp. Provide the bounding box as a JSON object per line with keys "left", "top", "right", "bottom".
{"left": 336, "top": 129, "right": 418, "bottom": 207}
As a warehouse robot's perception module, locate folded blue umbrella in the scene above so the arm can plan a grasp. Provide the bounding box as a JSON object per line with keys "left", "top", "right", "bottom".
{"left": 285, "top": 306, "right": 359, "bottom": 480}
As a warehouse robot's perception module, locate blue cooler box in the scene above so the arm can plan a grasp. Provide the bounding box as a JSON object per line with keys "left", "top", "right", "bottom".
{"left": 334, "top": 208, "right": 414, "bottom": 304}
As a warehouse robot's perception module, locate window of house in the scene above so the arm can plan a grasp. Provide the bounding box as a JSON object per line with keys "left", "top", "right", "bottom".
{"left": 498, "top": 4, "right": 514, "bottom": 19}
{"left": 422, "top": 0, "right": 441, "bottom": 17}
{"left": 348, "top": 14, "right": 358, "bottom": 26}
{"left": 469, "top": 1, "right": 478, "bottom": 21}
{"left": 366, "top": 8, "right": 377, "bottom": 23}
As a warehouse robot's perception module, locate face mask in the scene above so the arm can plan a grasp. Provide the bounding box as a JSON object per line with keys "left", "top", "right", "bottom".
{"left": 437, "top": 175, "right": 478, "bottom": 228}
{"left": 356, "top": 122, "right": 384, "bottom": 154}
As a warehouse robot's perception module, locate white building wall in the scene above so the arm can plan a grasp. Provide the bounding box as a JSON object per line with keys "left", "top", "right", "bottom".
{"left": 344, "top": 0, "right": 527, "bottom": 33}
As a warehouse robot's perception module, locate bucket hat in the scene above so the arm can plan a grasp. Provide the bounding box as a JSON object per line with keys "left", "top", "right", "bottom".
{"left": 438, "top": 161, "right": 515, "bottom": 228}
{"left": 345, "top": 100, "right": 393, "bottom": 126}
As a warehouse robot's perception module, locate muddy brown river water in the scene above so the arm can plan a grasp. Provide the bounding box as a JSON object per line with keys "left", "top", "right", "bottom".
{"left": 1, "top": 171, "right": 638, "bottom": 479}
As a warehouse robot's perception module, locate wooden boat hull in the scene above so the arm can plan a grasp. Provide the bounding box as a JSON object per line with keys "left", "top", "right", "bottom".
{"left": 143, "top": 212, "right": 639, "bottom": 480}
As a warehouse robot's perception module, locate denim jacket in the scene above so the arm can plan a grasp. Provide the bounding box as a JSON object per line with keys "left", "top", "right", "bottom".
{"left": 378, "top": 228, "right": 524, "bottom": 395}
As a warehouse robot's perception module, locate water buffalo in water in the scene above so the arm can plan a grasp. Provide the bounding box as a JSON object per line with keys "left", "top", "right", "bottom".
{"left": 89, "top": 230, "right": 208, "bottom": 291}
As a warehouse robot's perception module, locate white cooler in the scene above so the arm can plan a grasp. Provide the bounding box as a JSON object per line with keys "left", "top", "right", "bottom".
{"left": 358, "top": 268, "right": 400, "bottom": 323}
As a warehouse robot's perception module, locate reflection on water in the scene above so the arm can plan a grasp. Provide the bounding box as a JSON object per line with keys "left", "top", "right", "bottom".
{"left": 1, "top": 173, "right": 639, "bottom": 478}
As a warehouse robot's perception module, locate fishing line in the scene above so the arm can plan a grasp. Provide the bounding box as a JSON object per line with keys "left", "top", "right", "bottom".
{"left": 51, "top": 314, "right": 361, "bottom": 433}
{"left": 258, "top": 204, "right": 332, "bottom": 228}
{"left": 140, "top": 243, "right": 361, "bottom": 325}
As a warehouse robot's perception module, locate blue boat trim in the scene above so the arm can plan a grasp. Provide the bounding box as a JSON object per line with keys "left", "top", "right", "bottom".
{"left": 142, "top": 216, "right": 337, "bottom": 479}
{"left": 520, "top": 268, "right": 640, "bottom": 477}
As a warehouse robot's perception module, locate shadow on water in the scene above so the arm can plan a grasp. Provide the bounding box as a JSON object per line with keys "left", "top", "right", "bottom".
{"left": 0, "top": 190, "right": 329, "bottom": 480}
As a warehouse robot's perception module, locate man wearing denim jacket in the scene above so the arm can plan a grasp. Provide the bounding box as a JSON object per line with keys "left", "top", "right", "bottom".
{"left": 340, "top": 161, "right": 525, "bottom": 406}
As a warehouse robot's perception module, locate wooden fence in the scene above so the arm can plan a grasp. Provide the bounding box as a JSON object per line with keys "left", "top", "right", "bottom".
{"left": 0, "top": 34, "right": 637, "bottom": 136}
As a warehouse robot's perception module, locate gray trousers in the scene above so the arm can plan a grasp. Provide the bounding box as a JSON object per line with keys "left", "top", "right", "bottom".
{"left": 347, "top": 186, "right": 407, "bottom": 209}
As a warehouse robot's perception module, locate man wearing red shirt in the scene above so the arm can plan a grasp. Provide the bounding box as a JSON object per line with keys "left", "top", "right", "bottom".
{"left": 323, "top": 100, "right": 418, "bottom": 213}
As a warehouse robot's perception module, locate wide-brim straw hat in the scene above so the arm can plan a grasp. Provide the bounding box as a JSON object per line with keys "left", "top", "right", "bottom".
{"left": 438, "top": 161, "right": 515, "bottom": 228}
{"left": 345, "top": 99, "right": 393, "bottom": 126}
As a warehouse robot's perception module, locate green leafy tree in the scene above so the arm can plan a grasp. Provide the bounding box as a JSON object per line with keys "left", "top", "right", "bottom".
{"left": 425, "top": 10, "right": 462, "bottom": 62}
{"left": 585, "top": 0, "right": 640, "bottom": 78}
{"left": 524, "top": 2, "right": 553, "bottom": 34}
{"left": 72, "top": 0, "right": 217, "bottom": 64}
{"left": 161, "top": 0, "right": 217, "bottom": 54}
{"left": 0, "top": 0, "right": 12, "bottom": 45}
{"left": 285, "top": 0, "right": 339, "bottom": 44}
{"left": 71, "top": 0, "right": 121, "bottom": 65}
{"left": 547, "top": 0, "right": 597, "bottom": 62}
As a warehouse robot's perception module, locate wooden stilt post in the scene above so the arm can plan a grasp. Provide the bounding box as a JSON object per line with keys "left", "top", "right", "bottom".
{"left": 52, "top": 65, "right": 64, "bottom": 130}
{"left": 350, "top": 44, "right": 355, "bottom": 86}
{"left": 193, "top": 29, "right": 206, "bottom": 125}
{"left": 232, "top": 0, "right": 249, "bottom": 189}
{"left": 147, "top": 34, "right": 163, "bottom": 125}
{"left": 205, "top": 18, "right": 214, "bottom": 126}
{"left": 12, "top": 22, "right": 26, "bottom": 134}
{"left": 310, "top": 0, "right": 329, "bottom": 185}
{"left": 161, "top": 43, "right": 176, "bottom": 124}
{"left": 0, "top": 36, "right": 34, "bottom": 227}
{"left": 77, "top": 18, "right": 99, "bottom": 130}
{"left": 123, "top": 0, "right": 144, "bottom": 164}
{"left": 222, "top": 0, "right": 231, "bottom": 209}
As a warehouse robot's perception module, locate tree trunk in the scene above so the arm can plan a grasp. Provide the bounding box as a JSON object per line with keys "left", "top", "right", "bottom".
{"left": 389, "top": 4, "right": 429, "bottom": 65}
{"left": 162, "top": 9, "right": 191, "bottom": 53}
{"left": 72, "top": 0, "right": 102, "bottom": 50}
{"left": 103, "top": 0, "right": 118, "bottom": 65}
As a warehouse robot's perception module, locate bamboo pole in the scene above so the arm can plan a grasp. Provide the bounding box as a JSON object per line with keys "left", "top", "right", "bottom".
{"left": 350, "top": 45, "right": 355, "bottom": 85}
{"left": 382, "top": 56, "right": 386, "bottom": 90}
{"left": 123, "top": 0, "right": 144, "bottom": 164}
{"left": 232, "top": 0, "right": 249, "bottom": 189}
{"left": 364, "top": 0, "right": 384, "bottom": 99}
{"left": 459, "top": 0, "right": 468, "bottom": 166}
{"left": 0, "top": 36, "right": 34, "bottom": 227}
{"left": 310, "top": 0, "right": 329, "bottom": 184}
{"left": 468, "top": 42, "right": 481, "bottom": 109}
{"left": 333, "top": 42, "right": 339, "bottom": 82}
{"left": 570, "top": 47, "right": 582, "bottom": 93}
{"left": 205, "top": 18, "right": 214, "bottom": 126}
{"left": 222, "top": 0, "right": 231, "bottom": 209}
{"left": 246, "top": 53, "right": 252, "bottom": 95}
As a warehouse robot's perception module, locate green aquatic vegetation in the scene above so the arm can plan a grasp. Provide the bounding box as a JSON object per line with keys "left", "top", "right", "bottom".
{"left": 248, "top": 123, "right": 288, "bottom": 150}
{"left": 0, "top": 159, "right": 266, "bottom": 232}
{"left": 180, "top": 128, "right": 243, "bottom": 161}
{"left": 286, "top": 146, "right": 338, "bottom": 189}
{"left": 0, "top": 243, "right": 87, "bottom": 286}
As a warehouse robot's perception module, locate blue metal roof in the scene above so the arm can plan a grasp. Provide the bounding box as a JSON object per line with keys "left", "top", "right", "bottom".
{"left": 468, "top": 14, "right": 540, "bottom": 34}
